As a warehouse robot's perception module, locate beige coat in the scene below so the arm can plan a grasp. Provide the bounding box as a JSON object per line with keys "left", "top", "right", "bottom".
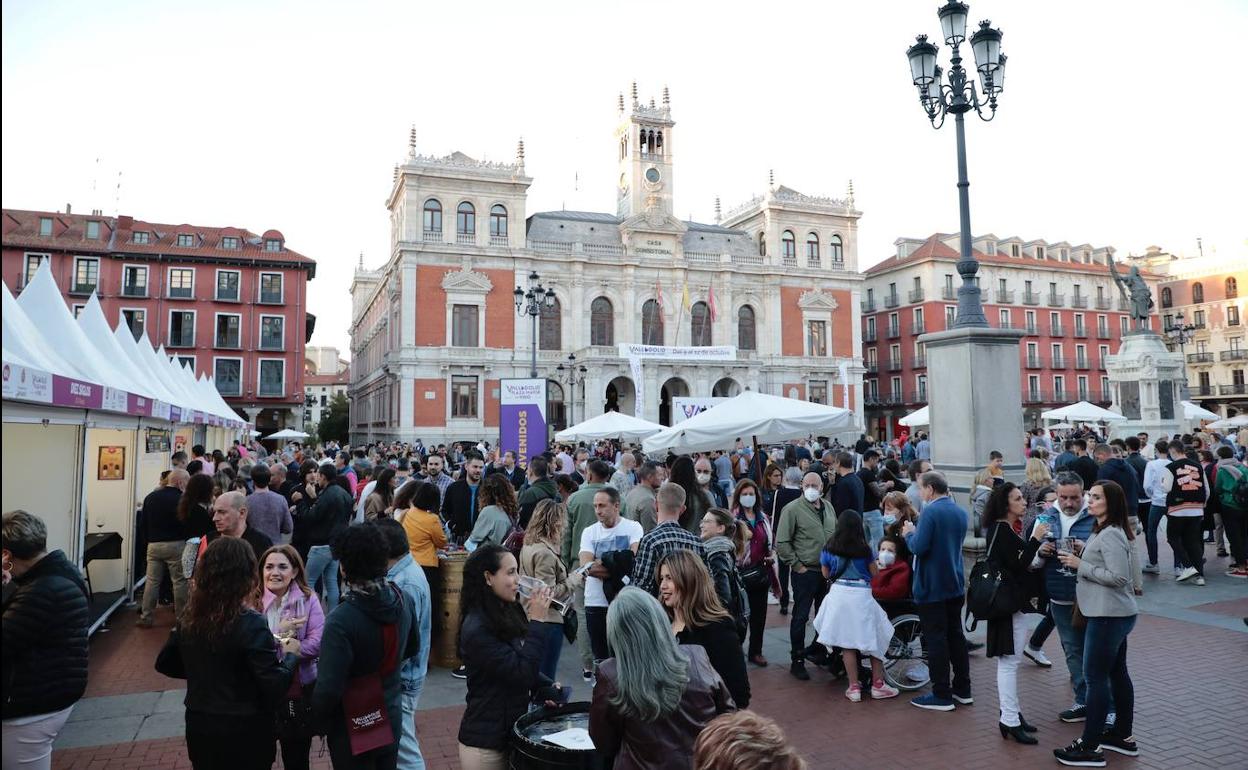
{"left": 519, "top": 540, "right": 583, "bottom": 624}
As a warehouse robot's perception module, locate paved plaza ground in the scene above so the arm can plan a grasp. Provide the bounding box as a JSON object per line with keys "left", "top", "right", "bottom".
{"left": 52, "top": 547, "right": 1246, "bottom": 770}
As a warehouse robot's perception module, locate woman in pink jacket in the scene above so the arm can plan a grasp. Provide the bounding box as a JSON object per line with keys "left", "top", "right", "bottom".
{"left": 258, "top": 544, "right": 325, "bottom": 770}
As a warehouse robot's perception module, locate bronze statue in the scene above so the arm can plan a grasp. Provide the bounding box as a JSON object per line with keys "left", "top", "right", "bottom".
{"left": 1108, "top": 255, "right": 1153, "bottom": 330}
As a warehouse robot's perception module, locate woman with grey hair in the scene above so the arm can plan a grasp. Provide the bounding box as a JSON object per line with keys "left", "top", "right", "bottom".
{"left": 589, "top": 587, "right": 734, "bottom": 769}
{"left": 2, "top": 510, "right": 90, "bottom": 770}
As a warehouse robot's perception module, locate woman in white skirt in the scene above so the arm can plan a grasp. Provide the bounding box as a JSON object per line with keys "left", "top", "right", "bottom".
{"left": 812, "top": 510, "right": 900, "bottom": 702}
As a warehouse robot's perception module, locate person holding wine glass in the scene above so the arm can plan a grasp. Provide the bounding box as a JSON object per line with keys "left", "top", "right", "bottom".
{"left": 1053, "top": 480, "right": 1143, "bottom": 768}
{"left": 519, "top": 499, "right": 584, "bottom": 679}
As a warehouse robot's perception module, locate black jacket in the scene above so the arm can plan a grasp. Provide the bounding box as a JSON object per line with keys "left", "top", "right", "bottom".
{"left": 313, "top": 582, "right": 419, "bottom": 768}
{"left": 299, "top": 483, "right": 353, "bottom": 547}
{"left": 155, "top": 609, "right": 297, "bottom": 719}
{"left": 457, "top": 610, "right": 551, "bottom": 750}
{"left": 1070, "top": 455, "right": 1100, "bottom": 492}
{"left": 486, "top": 464, "right": 526, "bottom": 490}
{"left": 1097, "top": 458, "right": 1142, "bottom": 514}
{"left": 984, "top": 521, "right": 1044, "bottom": 658}
{"left": 517, "top": 478, "right": 559, "bottom": 528}
{"left": 444, "top": 479, "right": 479, "bottom": 541}
{"left": 142, "top": 486, "right": 185, "bottom": 542}
{"left": 2, "top": 551, "right": 89, "bottom": 719}
{"left": 676, "top": 616, "right": 750, "bottom": 708}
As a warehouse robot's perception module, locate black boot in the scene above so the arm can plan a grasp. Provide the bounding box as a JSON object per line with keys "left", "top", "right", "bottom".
{"left": 999, "top": 722, "right": 1039, "bottom": 745}
{"left": 789, "top": 659, "right": 810, "bottom": 681}
{"left": 1019, "top": 713, "right": 1038, "bottom": 733}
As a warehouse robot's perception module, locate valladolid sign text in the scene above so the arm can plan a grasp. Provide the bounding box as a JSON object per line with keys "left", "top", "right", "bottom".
{"left": 499, "top": 379, "right": 547, "bottom": 462}
{"left": 618, "top": 344, "right": 737, "bottom": 419}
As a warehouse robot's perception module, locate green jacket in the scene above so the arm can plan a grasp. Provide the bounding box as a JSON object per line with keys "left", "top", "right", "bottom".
{"left": 561, "top": 482, "right": 608, "bottom": 568}
{"left": 775, "top": 496, "right": 837, "bottom": 569}
{"left": 517, "top": 478, "right": 559, "bottom": 525}
{"left": 1214, "top": 460, "right": 1246, "bottom": 511}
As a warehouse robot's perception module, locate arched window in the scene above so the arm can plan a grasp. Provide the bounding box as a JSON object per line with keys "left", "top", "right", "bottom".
{"left": 1161, "top": 287, "right": 1173, "bottom": 308}
{"left": 642, "top": 300, "right": 664, "bottom": 345}
{"left": 757, "top": 232, "right": 766, "bottom": 256}
{"left": 422, "top": 199, "right": 442, "bottom": 233}
{"left": 590, "top": 297, "right": 614, "bottom": 346}
{"left": 781, "top": 231, "right": 796, "bottom": 260}
{"left": 738, "top": 305, "right": 756, "bottom": 351}
{"left": 829, "top": 234, "right": 844, "bottom": 263}
{"left": 1227, "top": 277, "right": 1239, "bottom": 298}
{"left": 690, "top": 301, "right": 712, "bottom": 347}
{"left": 1192, "top": 282, "right": 1204, "bottom": 303}
{"left": 489, "top": 204, "right": 507, "bottom": 238}
{"left": 806, "top": 232, "right": 820, "bottom": 260}
{"left": 540, "top": 297, "right": 561, "bottom": 350}
{"left": 456, "top": 202, "right": 475, "bottom": 235}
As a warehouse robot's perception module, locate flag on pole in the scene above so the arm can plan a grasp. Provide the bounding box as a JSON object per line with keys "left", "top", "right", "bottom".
{"left": 655, "top": 279, "right": 665, "bottom": 309}
{"left": 681, "top": 282, "right": 691, "bottom": 311}
{"left": 708, "top": 283, "right": 718, "bottom": 322}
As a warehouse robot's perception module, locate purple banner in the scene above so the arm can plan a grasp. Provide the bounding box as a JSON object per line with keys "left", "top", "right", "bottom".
{"left": 127, "top": 393, "right": 153, "bottom": 416}
{"left": 51, "top": 375, "right": 104, "bottom": 409}
{"left": 499, "top": 379, "right": 547, "bottom": 464}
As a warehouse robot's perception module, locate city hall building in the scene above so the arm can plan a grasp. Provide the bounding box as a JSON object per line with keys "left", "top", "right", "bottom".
{"left": 349, "top": 86, "right": 866, "bottom": 445}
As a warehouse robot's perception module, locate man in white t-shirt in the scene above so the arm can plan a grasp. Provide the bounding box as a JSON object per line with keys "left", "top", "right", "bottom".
{"left": 579, "top": 486, "right": 642, "bottom": 667}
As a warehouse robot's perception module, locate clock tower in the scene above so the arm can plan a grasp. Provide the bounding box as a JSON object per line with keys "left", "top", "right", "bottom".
{"left": 615, "top": 83, "right": 675, "bottom": 221}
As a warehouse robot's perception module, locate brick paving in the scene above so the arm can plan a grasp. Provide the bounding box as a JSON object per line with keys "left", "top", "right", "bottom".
{"left": 53, "top": 551, "right": 1247, "bottom": 769}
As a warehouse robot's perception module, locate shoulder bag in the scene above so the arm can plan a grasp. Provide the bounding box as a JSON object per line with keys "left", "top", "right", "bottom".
{"left": 341, "top": 587, "right": 404, "bottom": 756}
{"left": 965, "top": 525, "right": 1018, "bottom": 631}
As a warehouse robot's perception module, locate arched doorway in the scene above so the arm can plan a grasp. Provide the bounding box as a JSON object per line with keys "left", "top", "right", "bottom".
{"left": 659, "top": 377, "right": 690, "bottom": 426}
{"left": 712, "top": 377, "right": 741, "bottom": 398}
{"left": 603, "top": 376, "right": 635, "bottom": 416}
{"left": 547, "top": 381, "right": 566, "bottom": 432}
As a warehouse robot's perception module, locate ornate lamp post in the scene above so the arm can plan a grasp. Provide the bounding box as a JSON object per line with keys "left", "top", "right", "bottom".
{"left": 906, "top": 1, "right": 1006, "bottom": 328}
{"left": 555, "top": 353, "right": 588, "bottom": 426}
{"left": 514, "top": 271, "right": 555, "bottom": 378}
{"left": 1165, "top": 311, "right": 1197, "bottom": 399}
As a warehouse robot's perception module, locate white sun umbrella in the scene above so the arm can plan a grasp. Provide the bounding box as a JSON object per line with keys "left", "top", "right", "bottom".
{"left": 898, "top": 405, "right": 929, "bottom": 427}
{"left": 1182, "top": 400, "right": 1220, "bottom": 422}
{"left": 1040, "top": 401, "right": 1127, "bottom": 423}
{"left": 555, "top": 411, "right": 665, "bottom": 443}
{"left": 265, "top": 428, "right": 311, "bottom": 440}
{"left": 643, "top": 390, "right": 853, "bottom": 455}
{"left": 1207, "top": 414, "right": 1248, "bottom": 431}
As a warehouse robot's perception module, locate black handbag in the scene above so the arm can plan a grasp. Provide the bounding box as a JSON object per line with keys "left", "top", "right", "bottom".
{"left": 277, "top": 678, "right": 319, "bottom": 740}
{"left": 562, "top": 607, "right": 579, "bottom": 644}
{"left": 738, "top": 563, "right": 770, "bottom": 591}
{"left": 965, "top": 526, "right": 1018, "bottom": 630}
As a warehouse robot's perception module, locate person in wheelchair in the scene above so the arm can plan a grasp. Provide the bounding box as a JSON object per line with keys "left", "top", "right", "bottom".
{"left": 872, "top": 536, "right": 914, "bottom": 618}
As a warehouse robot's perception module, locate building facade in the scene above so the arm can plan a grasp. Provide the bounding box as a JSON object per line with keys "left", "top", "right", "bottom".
{"left": 861, "top": 233, "right": 1162, "bottom": 438}
{"left": 303, "top": 346, "right": 350, "bottom": 431}
{"left": 1, "top": 208, "right": 316, "bottom": 431}
{"left": 349, "top": 87, "right": 866, "bottom": 446}
{"left": 1128, "top": 247, "right": 1247, "bottom": 418}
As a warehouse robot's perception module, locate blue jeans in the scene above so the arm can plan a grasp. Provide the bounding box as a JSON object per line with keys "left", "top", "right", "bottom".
{"left": 399, "top": 690, "right": 426, "bottom": 769}
{"left": 1049, "top": 602, "right": 1087, "bottom": 706}
{"left": 305, "top": 545, "right": 340, "bottom": 610}
{"left": 1082, "top": 615, "right": 1136, "bottom": 745}
{"left": 862, "top": 510, "right": 884, "bottom": 549}
{"left": 1146, "top": 505, "right": 1186, "bottom": 569}
{"left": 537, "top": 621, "right": 565, "bottom": 681}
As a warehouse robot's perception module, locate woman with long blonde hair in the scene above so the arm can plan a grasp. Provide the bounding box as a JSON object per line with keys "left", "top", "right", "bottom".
{"left": 518, "top": 499, "right": 583, "bottom": 679}
{"left": 658, "top": 550, "right": 750, "bottom": 708}
{"left": 1019, "top": 457, "right": 1055, "bottom": 532}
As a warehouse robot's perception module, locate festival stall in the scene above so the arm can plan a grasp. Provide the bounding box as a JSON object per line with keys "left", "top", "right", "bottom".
{"left": 2, "top": 262, "right": 247, "bottom": 631}
{"left": 1206, "top": 414, "right": 1248, "bottom": 431}
{"left": 642, "top": 390, "right": 853, "bottom": 455}
{"left": 1039, "top": 400, "right": 1127, "bottom": 426}
{"left": 554, "top": 411, "right": 665, "bottom": 443}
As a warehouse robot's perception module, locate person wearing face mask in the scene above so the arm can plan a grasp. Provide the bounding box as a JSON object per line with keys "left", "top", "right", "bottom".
{"left": 775, "top": 472, "right": 838, "bottom": 681}
{"left": 733, "top": 479, "right": 775, "bottom": 666}
{"left": 695, "top": 457, "right": 729, "bottom": 509}
{"left": 571, "top": 449, "right": 591, "bottom": 486}
{"left": 669, "top": 456, "right": 712, "bottom": 534}
{"left": 871, "top": 537, "right": 912, "bottom": 606}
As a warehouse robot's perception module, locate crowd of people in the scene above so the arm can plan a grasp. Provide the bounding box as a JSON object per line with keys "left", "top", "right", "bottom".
{"left": 3, "top": 420, "right": 1245, "bottom": 769}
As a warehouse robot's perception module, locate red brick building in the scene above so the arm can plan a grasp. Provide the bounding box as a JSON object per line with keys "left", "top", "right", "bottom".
{"left": 2, "top": 208, "right": 316, "bottom": 431}
{"left": 861, "top": 233, "right": 1162, "bottom": 439}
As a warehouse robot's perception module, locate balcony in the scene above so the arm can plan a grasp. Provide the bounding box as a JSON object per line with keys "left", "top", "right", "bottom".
{"left": 1023, "top": 291, "right": 1042, "bottom": 305}
{"left": 422, "top": 229, "right": 442, "bottom": 242}
{"left": 1095, "top": 297, "right": 1112, "bottom": 310}
{"left": 912, "top": 355, "right": 927, "bottom": 369}
{"left": 866, "top": 393, "right": 905, "bottom": 407}
{"left": 70, "top": 282, "right": 98, "bottom": 296}
{"left": 908, "top": 390, "right": 929, "bottom": 404}
{"left": 913, "top": 321, "right": 926, "bottom": 335}
{"left": 1071, "top": 296, "right": 1088, "bottom": 309}
{"left": 865, "top": 362, "right": 879, "bottom": 374}
{"left": 121, "top": 283, "right": 147, "bottom": 298}
{"left": 1219, "top": 383, "right": 1248, "bottom": 396}
{"left": 1025, "top": 324, "right": 1039, "bottom": 336}
{"left": 1190, "top": 385, "right": 1216, "bottom": 398}
{"left": 995, "top": 289, "right": 1015, "bottom": 304}
{"left": 1221, "top": 350, "right": 1248, "bottom": 362}
{"left": 1051, "top": 356, "right": 1067, "bottom": 369}
{"left": 861, "top": 300, "right": 877, "bottom": 313}
{"left": 1053, "top": 389, "right": 1069, "bottom": 402}
{"left": 884, "top": 293, "right": 901, "bottom": 308}
{"left": 1025, "top": 356, "right": 1044, "bottom": 369}
{"left": 908, "top": 288, "right": 925, "bottom": 303}
{"left": 1096, "top": 327, "right": 1112, "bottom": 339}
{"left": 1118, "top": 298, "right": 1131, "bottom": 312}
{"left": 1049, "top": 323, "right": 1065, "bottom": 337}
{"left": 456, "top": 232, "right": 476, "bottom": 246}
{"left": 1075, "top": 358, "right": 1091, "bottom": 370}
{"left": 489, "top": 235, "right": 508, "bottom": 247}
{"left": 1098, "top": 358, "right": 1108, "bottom": 370}
{"left": 1073, "top": 326, "right": 1088, "bottom": 339}
{"left": 1024, "top": 391, "right": 1045, "bottom": 404}
{"left": 1187, "top": 352, "right": 1214, "bottom": 364}
{"left": 863, "top": 329, "right": 878, "bottom": 343}
{"left": 783, "top": 255, "right": 798, "bottom": 268}
{"left": 941, "top": 286, "right": 957, "bottom": 301}
{"left": 886, "top": 326, "right": 901, "bottom": 339}
{"left": 1047, "top": 293, "right": 1065, "bottom": 307}
{"left": 887, "top": 357, "right": 903, "bottom": 372}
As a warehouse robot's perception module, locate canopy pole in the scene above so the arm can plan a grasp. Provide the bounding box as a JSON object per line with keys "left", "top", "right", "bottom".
{"left": 751, "top": 434, "right": 762, "bottom": 485}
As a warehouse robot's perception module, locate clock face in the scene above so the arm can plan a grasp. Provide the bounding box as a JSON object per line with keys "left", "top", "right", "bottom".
{"left": 645, "top": 167, "right": 661, "bottom": 184}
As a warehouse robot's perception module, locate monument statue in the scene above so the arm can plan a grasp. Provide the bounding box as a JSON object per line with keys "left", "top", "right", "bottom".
{"left": 1108, "top": 255, "right": 1154, "bottom": 330}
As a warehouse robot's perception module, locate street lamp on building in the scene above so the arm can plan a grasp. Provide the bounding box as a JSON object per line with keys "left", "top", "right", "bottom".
{"left": 906, "top": 1, "right": 1006, "bottom": 328}
{"left": 556, "top": 353, "right": 588, "bottom": 426}
{"left": 1165, "top": 310, "right": 1197, "bottom": 399}
{"left": 514, "top": 271, "right": 556, "bottom": 378}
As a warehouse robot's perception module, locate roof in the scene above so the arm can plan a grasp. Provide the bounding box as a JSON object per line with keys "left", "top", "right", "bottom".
{"left": 864, "top": 233, "right": 1162, "bottom": 280}
{"left": 305, "top": 371, "right": 350, "bottom": 387}
{"left": 1, "top": 208, "right": 316, "bottom": 269}
{"left": 526, "top": 210, "right": 756, "bottom": 256}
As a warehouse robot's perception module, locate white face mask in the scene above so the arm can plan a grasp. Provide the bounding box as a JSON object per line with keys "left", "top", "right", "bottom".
{"left": 803, "top": 487, "right": 822, "bottom": 503}
{"left": 696, "top": 472, "right": 712, "bottom": 485}
{"left": 578, "top": 461, "right": 587, "bottom": 471}
{"left": 739, "top": 494, "right": 757, "bottom": 509}
{"left": 878, "top": 550, "right": 897, "bottom": 567}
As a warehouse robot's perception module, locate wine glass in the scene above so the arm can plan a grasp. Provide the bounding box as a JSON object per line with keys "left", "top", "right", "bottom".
{"left": 1055, "top": 538, "right": 1075, "bottom": 577}
{"left": 518, "top": 575, "right": 569, "bottom": 615}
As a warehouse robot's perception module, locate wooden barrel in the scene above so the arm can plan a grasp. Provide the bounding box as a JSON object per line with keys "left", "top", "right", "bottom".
{"left": 432, "top": 551, "right": 468, "bottom": 669}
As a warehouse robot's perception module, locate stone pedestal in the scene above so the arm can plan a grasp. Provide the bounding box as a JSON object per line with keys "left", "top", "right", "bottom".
{"left": 1105, "top": 331, "right": 1184, "bottom": 440}
{"left": 921, "top": 326, "right": 1026, "bottom": 504}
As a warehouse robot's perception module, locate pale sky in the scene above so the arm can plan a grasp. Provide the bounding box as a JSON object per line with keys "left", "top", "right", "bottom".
{"left": 4, "top": 0, "right": 1245, "bottom": 358}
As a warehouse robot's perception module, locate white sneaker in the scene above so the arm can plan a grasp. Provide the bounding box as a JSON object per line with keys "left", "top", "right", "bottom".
{"left": 1173, "top": 566, "right": 1184, "bottom": 578}
{"left": 1024, "top": 646, "right": 1053, "bottom": 667}
{"left": 1142, "top": 563, "right": 1160, "bottom": 575}
{"left": 1177, "top": 566, "right": 1199, "bottom": 582}
{"left": 1194, "top": 576, "right": 1206, "bottom": 586}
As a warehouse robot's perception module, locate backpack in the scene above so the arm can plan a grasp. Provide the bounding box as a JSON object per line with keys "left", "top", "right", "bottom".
{"left": 501, "top": 513, "right": 526, "bottom": 559}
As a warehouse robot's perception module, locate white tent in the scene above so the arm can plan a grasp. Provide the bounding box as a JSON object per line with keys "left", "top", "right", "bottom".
{"left": 1207, "top": 414, "right": 1248, "bottom": 431}
{"left": 642, "top": 391, "right": 853, "bottom": 454}
{"left": 266, "top": 428, "right": 311, "bottom": 440}
{"left": 555, "top": 411, "right": 665, "bottom": 443}
{"left": 1040, "top": 401, "right": 1127, "bottom": 423}
{"left": 2, "top": 283, "right": 85, "bottom": 378}
{"left": 76, "top": 296, "right": 160, "bottom": 402}
{"left": 15, "top": 263, "right": 124, "bottom": 387}
{"left": 1182, "top": 400, "right": 1220, "bottom": 422}
{"left": 899, "top": 406, "right": 929, "bottom": 427}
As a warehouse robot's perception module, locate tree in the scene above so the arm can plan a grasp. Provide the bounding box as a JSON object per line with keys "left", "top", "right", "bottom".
{"left": 318, "top": 391, "right": 349, "bottom": 445}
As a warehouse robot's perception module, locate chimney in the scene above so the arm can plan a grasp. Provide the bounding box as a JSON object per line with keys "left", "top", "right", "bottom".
{"left": 117, "top": 215, "right": 134, "bottom": 230}
{"left": 66, "top": 203, "right": 72, "bottom": 214}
